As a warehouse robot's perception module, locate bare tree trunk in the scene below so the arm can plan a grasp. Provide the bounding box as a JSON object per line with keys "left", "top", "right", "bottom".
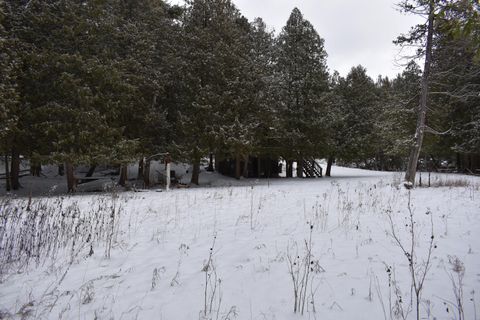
{"left": 235, "top": 154, "right": 241, "bottom": 179}
{"left": 296, "top": 158, "right": 303, "bottom": 178}
{"left": 257, "top": 157, "right": 262, "bottom": 177}
{"left": 207, "top": 153, "right": 214, "bottom": 172}
{"left": 265, "top": 157, "right": 272, "bottom": 178}
{"left": 456, "top": 153, "right": 462, "bottom": 172}
{"left": 10, "top": 149, "right": 20, "bottom": 190}
{"left": 144, "top": 159, "right": 151, "bottom": 188}
{"left": 214, "top": 153, "right": 220, "bottom": 171}
{"left": 30, "top": 162, "right": 35, "bottom": 176}
{"left": 66, "top": 162, "right": 76, "bottom": 193}
{"left": 137, "top": 158, "right": 144, "bottom": 180}
{"left": 286, "top": 160, "right": 293, "bottom": 178}
{"left": 404, "top": 1, "right": 434, "bottom": 188}
{"left": 326, "top": 156, "right": 334, "bottom": 177}
{"left": 242, "top": 155, "right": 249, "bottom": 178}
{"left": 119, "top": 165, "right": 128, "bottom": 186}
{"left": 191, "top": 157, "right": 200, "bottom": 185}
{"left": 5, "top": 155, "right": 11, "bottom": 191}
{"left": 85, "top": 165, "right": 96, "bottom": 177}
{"left": 30, "top": 163, "right": 41, "bottom": 177}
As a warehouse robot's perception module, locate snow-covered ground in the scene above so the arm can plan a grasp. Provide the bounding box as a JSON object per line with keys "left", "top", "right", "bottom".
{"left": 0, "top": 166, "right": 479, "bottom": 320}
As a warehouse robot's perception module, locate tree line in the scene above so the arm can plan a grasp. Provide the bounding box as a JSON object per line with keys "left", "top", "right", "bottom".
{"left": 1, "top": 0, "right": 479, "bottom": 191}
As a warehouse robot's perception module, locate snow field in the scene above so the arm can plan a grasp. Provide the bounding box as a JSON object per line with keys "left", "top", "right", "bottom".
{"left": 0, "top": 168, "right": 479, "bottom": 320}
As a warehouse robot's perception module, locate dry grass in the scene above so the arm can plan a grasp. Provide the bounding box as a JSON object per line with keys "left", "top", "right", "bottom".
{"left": 0, "top": 194, "right": 124, "bottom": 278}
{"left": 418, "top": 175, "right": 471, "bottom": 188}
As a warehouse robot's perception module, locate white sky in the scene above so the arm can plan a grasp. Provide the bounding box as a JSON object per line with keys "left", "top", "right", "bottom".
{"left": 168, "top": 0, "right": 424, "bottom": 79}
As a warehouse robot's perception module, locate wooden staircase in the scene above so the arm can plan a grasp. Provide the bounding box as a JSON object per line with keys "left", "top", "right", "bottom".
{"left": 302, "top": 158, "right": 323, "bottom": 178}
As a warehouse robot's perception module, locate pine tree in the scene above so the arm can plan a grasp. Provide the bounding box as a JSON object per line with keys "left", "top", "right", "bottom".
{"left": 429, "top": 0, "right": 480, "bottom": 163}
{"left": 175, "top": 0, "right": 254, "bottom": 183}
{"left": 396, "top": 0, "right": 437, "bottom": 188}
{"left": 4, "top": 0, "right": 139, "bottom": 191}
{"left": 247, "top": 18, "right": 279, "bottom": 162}
{"left": 378, "top": 62, "right": 422, "bottom": 169}
{"left": 110, "top": 0, "right": 180, "bottom": 185}
{"left": 0, "top": 2, "right": 19, "bottom": 190}
{"left": 329, "top": 66, "right": 380, "bottom": 168}
{"left": 397, "top": 0, "right": 480, "bottom": 181}
{"left": 275, "top": 8, "right": 329, "bottom": 176}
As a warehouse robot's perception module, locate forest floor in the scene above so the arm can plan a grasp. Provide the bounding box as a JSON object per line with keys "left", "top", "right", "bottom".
{"left": 0, "top": 166, "right": 479, "bottom": 320}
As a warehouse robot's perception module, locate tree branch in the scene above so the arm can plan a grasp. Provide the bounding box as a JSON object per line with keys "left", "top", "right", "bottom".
{"left": 423, "top": 125, "right": 451, "bottom": 135}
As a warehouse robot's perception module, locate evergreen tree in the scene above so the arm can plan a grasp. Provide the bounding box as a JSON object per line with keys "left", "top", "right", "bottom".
{"left": 0, "top": 2, "right": 20, "bottom": 190}
{"left": 275, "top": 8, "right": 329, "bottom": 176}
{"left": 429, "top": 0, "right": 480, "bottom": 160}
{"left": 217, "top": 17, "right": 280, "bottom": 178}
{"left": 330, "top": 66, "right": 380, "bottom": 168}
{"left": 110, "top": 0, "right": 180, "bottom": 185}
{"left": 4, "top": 0, "right": 139, "bottom": 191}
{"left": 397, "top": 0, "right": 479, "bottom": 179}
{"left": 247, "top": 18, "right": 280, "bottom": 162}
{"left": 378, "top": 62, "right": 421, "bottom": 169}
{"left": 175, "top": 0, "right": 253, "bottom": 183}
{"left": 396, "top": 0, "right": 437, "bottom": 187}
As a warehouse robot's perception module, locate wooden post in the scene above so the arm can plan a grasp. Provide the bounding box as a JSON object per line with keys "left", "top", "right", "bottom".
{"left": 165, "top": 154, "right": 171, "bottom": 191}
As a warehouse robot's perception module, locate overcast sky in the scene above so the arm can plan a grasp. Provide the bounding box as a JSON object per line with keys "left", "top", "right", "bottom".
{"left": 168, "top": 0, "right": 424, "bottom": 79}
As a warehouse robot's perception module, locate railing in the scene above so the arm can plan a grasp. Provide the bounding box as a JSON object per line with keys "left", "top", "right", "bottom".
{"left": 302, "top": 159, "right": 323, "bottom": 178}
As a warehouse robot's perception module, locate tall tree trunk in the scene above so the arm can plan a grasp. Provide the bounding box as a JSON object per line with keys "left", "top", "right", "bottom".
{"left": 66, "top": 162, "right": 76, "bottom": 193}
{"left": 285, "top": 160, "right": 293, "bottom": 178}
{"left": 85, "top": 165, "right": 96, "bottom": 177}
{"left": 5, "top": 155, "right": 11, "bottom": 191}
{"left": 326, "top": 156, "right": 334, "bottom": 177}
{"left": 235, "top": 154, "right": 241, "bottom": 179}
{"left": 242, "top": 155, "right": 249, "bottom": 178}
{"left": 30, "top": 163, "right": 41, "bottom": 177}
{"left": 207, "top": 153, "right": 214, "bottom": 172}
{"left": 119, "top": 165, "right": 128, "bottom": 186}
{"left": 404, "top": 1, "right": 434, "bottom": 188}
{"left": 257, "top": 157, "right": 262, "bottom": 178}
{"left": 10, "top": 149, "right": 20, "bottom": 190}
{"left": 214, "top": 153, "right": 220, "bottom": 171}
{"left": 191, "top": 157, "right": 200, "bottom": 185}
{"left": 137, "top": 158, "right": 144, "bottom": 180}
{"left": 456, "top": 153, "right": 462, "bottom": 172}
{"left": 296, "top": 158, "right": 303, "bottom": 178}
{"left": 266, "top": 157, "right": 271, "bottom": 178}
{"left": 144, "top": 159, "right": 151, "bottom": 188}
